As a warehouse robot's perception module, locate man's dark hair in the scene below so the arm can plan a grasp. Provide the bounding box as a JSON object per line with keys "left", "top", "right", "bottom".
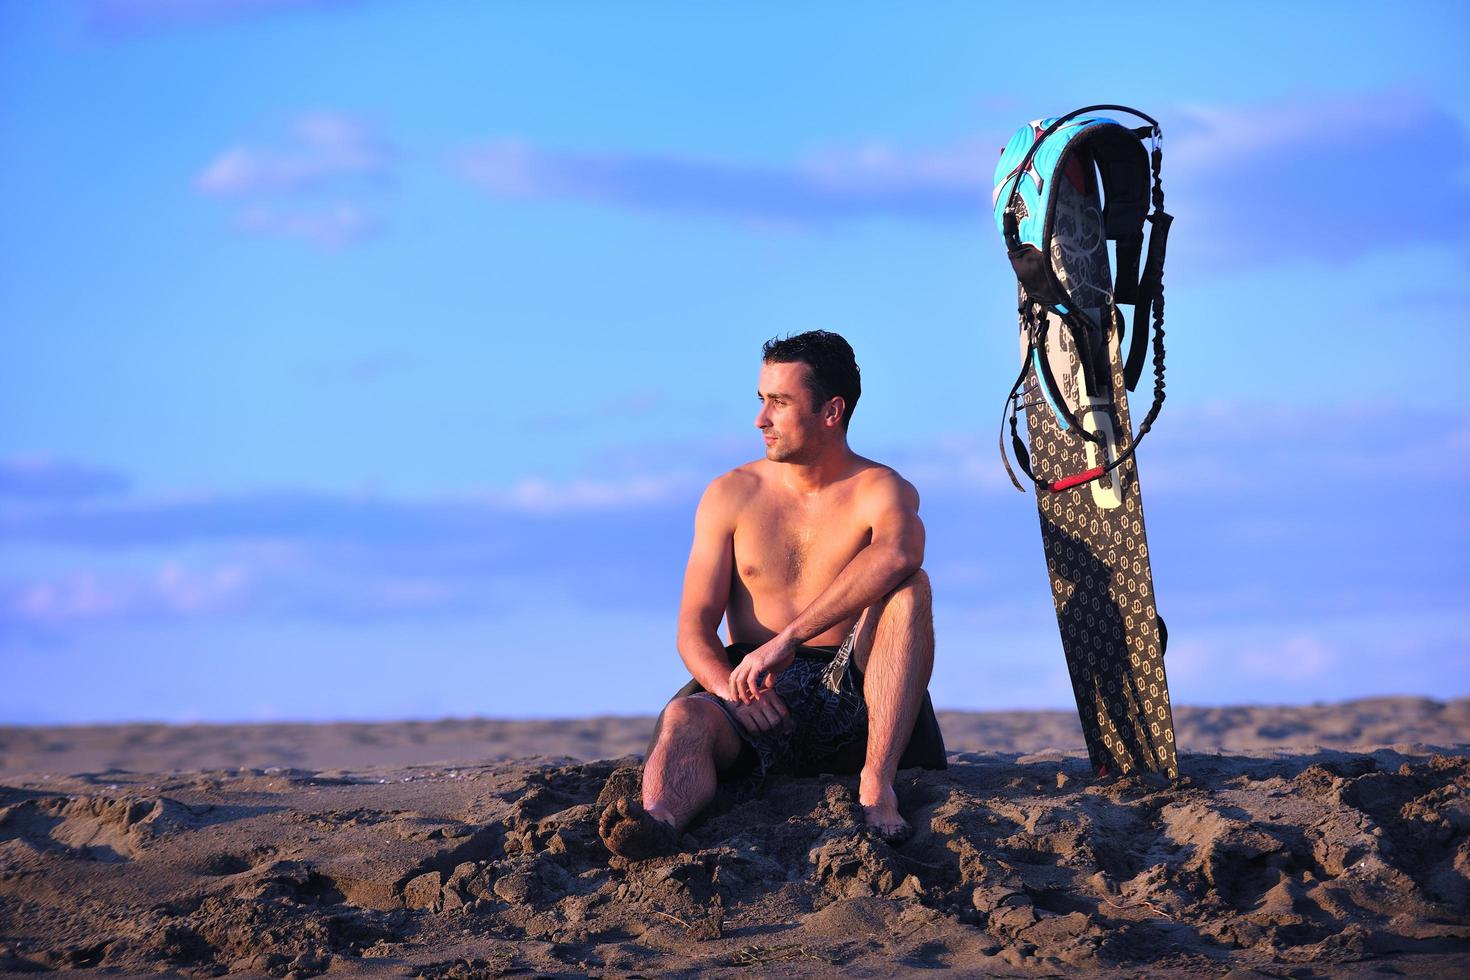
{"left": 762, "top": 330, "right": 861, "bottom": 429}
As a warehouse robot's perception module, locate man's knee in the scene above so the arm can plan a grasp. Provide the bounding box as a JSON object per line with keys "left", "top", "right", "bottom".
{"left": 655, "top": 696, "right": 724, "bottom": 748}
{"left": 652, "top": 695, "right": 741, "bottom": 769}
{"left": 867, "top": 568, "right": 933, "bottom": 665}
{"left": 885, "top": 568, "right": 932, "bottom": 616}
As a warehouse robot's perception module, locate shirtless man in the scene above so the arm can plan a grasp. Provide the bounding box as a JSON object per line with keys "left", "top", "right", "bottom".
{"left": 599, "top": 330, "right": 944, "bottom": 859}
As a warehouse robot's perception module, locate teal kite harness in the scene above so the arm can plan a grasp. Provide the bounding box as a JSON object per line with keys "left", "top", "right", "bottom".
{"left": 992, "top": 104, "right": 1172, "bottom": 493}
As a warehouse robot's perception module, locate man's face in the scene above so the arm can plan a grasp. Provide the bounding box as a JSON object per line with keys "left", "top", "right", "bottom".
{"left": 755, "top": 360, "right": 835, "bottom": 463}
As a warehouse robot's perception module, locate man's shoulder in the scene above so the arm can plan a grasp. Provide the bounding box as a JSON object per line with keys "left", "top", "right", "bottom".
{"left": 849, "top": 458, "right": 921, "bottom": 510}
{"left": 700, "top": 461, "right": 766, "bottom": 508}
{"left": 850, "top": 457, "right": 916, "bottom": 491}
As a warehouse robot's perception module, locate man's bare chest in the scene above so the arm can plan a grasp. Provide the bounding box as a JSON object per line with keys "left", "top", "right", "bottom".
{"left": 731, "top": 501, "right": 869, "bottom": 591}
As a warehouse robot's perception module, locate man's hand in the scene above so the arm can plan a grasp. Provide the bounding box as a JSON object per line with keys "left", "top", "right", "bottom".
{"left": 730, "top": 688, "right": 791, "bottom": 734}
{"left": 728, "top": 633, "right": 798, "bottom": 702}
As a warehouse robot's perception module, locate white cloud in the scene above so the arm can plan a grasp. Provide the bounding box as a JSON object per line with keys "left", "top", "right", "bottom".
{"left": 197, "top": 112, "right": 390, "bottom": 196}
{"left": 196, "top": 112, "right": 391, "bottom": 247}
{"left": 798, "top": 139, "right": 993, "bottom": 192}
{"left": 501, "top": 473, "right": 696, "bottom": 513}
{"left": 1167, "top": 92, "right": 1433, "bottom": 172}
{"left": 1237, "top": 632, "right": 1336, "bottom": 682}
{"left": 12, "top": 561, "right": 251, "bottom": 623}
{"left": 235, "top": 201, "right": 376, "bottom": 246}
{"left": 1163, "top": 614, "right": 1470, "bottom": 706}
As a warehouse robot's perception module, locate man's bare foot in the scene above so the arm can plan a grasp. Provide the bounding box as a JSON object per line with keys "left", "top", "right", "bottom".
{"left": 598, "top": 798, "right": 680, "bottom": 860}
{"left": 858, "top": 776, "right": 912, "bottom": 844}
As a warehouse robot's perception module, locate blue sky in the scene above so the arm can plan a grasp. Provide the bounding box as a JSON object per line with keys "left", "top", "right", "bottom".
{"left": 2, "top": 0, "right": 1468, "bottom": 724}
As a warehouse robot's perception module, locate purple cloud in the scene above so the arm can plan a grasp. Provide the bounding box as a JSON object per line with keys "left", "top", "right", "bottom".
{"left": 1165, "top": 91, "right": 1470, "bottom": 268}
{"left": 88, "top": 0, "right": 367, "bottom": 35}
{"left": 0, "top": 547, "right": 511, "bottom": 628}
{"left": 458, "top": 138, "right": 992, "bottom": 227}
{"left": 457, "top": 92, "right": 1470, "bottom": 267}
{"left": 0, "top": 479, "right": 701, "bottom": 628}
{"left": 0, "top": 458, "right": 130, "bottom": 500}
{"left": 1, "top": 402, "right": 1465, "bottom": 636}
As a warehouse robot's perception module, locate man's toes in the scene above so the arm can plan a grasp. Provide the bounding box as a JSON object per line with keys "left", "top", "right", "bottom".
{"left": 873, "top": 818, "right": 913, "bottom": 845}
{"left": 597, "top": 798, "right": 626, "bottom": 840}
{"left": 598, "top": 799, "right": 636, "bottom": 849}
{"left": 860, "top": 804, "right": 912, "bottom": 845}
{"left": 598, "top": 798, "right": 678, "bottom": 860}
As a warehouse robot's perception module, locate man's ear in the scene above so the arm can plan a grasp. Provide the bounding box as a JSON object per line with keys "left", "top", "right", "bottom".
{"left": 823, "top": 397, "right": 845, "bottom": 428}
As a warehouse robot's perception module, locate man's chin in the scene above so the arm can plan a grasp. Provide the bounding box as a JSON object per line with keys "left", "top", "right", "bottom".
{"left": 765, "top": 445, "right": 809, "bottom": 464}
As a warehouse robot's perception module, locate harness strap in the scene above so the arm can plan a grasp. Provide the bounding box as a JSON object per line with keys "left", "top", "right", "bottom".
{"left": 1113, "top": 234, "right": 1142, "bottom": 306}
{"left": 1126, "top": 210, "right": 1171, "bottom": 391}
{"left": 1032, "top": 309, "right": 1101, "bottom": 444}
{"left": 1125, "top": 142, "right": 1168, "bottom": 392}
{"left": 1065, "top": 310, "right": 1106, "bottom": 401}
{"left": 997, "top": 348, "right": 1031, "bottom": 492}
{"left": 1011, "top": 416, "right": 1034, "bottom": 482}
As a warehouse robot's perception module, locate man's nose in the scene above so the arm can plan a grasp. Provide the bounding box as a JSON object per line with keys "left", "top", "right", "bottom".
{"left": 755, "top": 404, "right": 770, "bottom": 428}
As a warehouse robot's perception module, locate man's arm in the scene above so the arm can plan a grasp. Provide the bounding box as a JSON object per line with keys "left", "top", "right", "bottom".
{"left": 779, "top": 471, "right": 924, "bottom": 646}
{"left": 676, "top": 475, "right": 793, "bottom": 733}
{"left": 676, "top": 477, "right": 741, "bottom": 700}
{"left": 729, "top": 470, "right": 924, "bottom": 702}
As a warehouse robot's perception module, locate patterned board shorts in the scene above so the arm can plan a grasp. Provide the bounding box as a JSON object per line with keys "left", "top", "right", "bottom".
{"left": 691, "top": 629, "right": 868, "bottom": 788}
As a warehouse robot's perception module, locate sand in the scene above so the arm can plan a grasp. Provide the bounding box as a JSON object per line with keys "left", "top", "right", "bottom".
{"left": 1, "top": 697, "right": 1467, "bottom": 977}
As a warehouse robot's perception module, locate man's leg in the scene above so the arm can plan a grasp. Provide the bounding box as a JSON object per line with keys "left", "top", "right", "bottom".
{"left": 600, "top": 696, "right": 741, "bottom": 858}
{"left": 644, "top": 696, "right": 743, "bottom": 827}
{"left": 852, "top": 568, "right": 935, "bottom": 841}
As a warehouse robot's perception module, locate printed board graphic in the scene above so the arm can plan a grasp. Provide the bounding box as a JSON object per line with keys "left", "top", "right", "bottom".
{"left": 1020, "top": 148, "right": 1178, "bottom": 779}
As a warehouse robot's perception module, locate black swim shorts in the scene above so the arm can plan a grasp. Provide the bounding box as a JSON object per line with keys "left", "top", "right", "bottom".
{"left": 691, "top": 637, "right": 869, "bottom": 786}
{"left": 658, "top": 640, "right": 952, "bottom": 787}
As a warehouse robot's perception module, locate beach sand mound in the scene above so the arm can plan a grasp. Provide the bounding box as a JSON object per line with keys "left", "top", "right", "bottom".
{"left": 2, "top": 740, "right": 1468, "bottom": 976}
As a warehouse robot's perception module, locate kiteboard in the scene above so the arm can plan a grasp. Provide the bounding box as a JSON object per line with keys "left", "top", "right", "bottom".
{"left": 992, "top": 107, "right": 1178, "bottom": 779}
